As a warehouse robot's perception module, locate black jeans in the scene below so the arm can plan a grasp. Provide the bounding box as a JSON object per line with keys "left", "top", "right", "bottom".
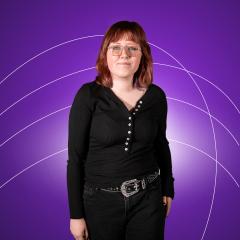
{"left": 83, "top": 176, "right": 167, "bottom": 240}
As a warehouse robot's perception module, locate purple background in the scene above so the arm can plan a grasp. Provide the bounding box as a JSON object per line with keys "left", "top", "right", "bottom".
{"left": 0, "top": 0, "right": 239, "bottom": 239}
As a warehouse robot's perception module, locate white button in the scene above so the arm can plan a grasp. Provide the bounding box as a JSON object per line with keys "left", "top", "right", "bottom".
{"left": 125, "top": 142, "right": 128, "bottom": 145}
{"left": 128, "top": 123, "right": 131, "bottom": 126}
{"left": 128, "top": 131, "right": 131, "bottom": 134}
{"left": 124, "top": 148, "right": 128, "bottom": 151}
{"left": 135, "top": 109, "right": 138, "bottom": 111}
{"left": 137, "top": 105, "right": 141, "bottom": 108}
{"left": 127, "top": 137, "right": 130, "bottom": 140}
{"left": 133, "top": 112, "right": 136, "bottom": 115}
{"left": 128, "top": 116, "right": 132, "bottom": 120}
{"left": 139, "top": 100, "right": 143, "bottom": 104}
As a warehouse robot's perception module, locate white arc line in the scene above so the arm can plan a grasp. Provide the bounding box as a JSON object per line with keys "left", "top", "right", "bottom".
{"left": 149, "top": 42, "right": 218, "bottom": 240}
{"left": 168, "top": 97, "right": 239, "bottom": 146}
{"left": 0, "top": 35, "right": 104, "bottom": 86}
{"left": 0, "top": 106, "right": 70, "bottom": 147}
{"left": 1, "top": 62, "right": 239, "bottom": 127}
{"left": 0, "top": 98, "right": 238, "bottom": 148}
{"left": 0, "top": 104, "right": 238, "bottom": 188}
{"left": 0, "top": 67, "right": 95, "bottom": 117}
{"left": 170, "top": 139, "right": 239, "bottom": 188}
{"left": 0, "top": 149, "right": 67, "bottom": 190}
{"left": 0, "top": 34, "right": 238, "bottom": 239}
{"left": 154, "top": 62, "right": 240, "bottom": 114}
{"left": 0, "top": 35, "right": 238, "bottom": 117}
{"left": 0, "top": 141, "right": 238, "bottom": 190}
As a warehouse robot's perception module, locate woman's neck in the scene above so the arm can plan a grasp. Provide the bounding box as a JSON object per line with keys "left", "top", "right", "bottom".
{"left": 111, "top": 78, "right": 136, "bottom": 92}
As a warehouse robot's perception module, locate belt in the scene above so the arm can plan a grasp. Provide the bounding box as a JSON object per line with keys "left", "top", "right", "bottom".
{"left": 97, "top": 169, "right": 160, "bottom": 198}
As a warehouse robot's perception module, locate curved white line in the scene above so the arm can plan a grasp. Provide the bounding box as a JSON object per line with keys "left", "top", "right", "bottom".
{"left": 0, "top": 35, "right": 236, "bottom": 238}
{"left": 0, "top": 67, "right": 95, "bottom": 117}
{"left": 0, "top": 140, "right": 238, "bottom": 191}
{"left": 0, "top": 104, "right": 238, "bottom": 190}
{"left": 154, "top": 62, "right": 240, "bottom": 114}
{"left": 170, "top": 139, "right": 239, "bottom": 188}
{"left": 0, "top": 148, "right": 67, "bottom": 190}
{"left": 0, "top": 98, "right": 238, "bottom": 149}
{"left": 150, "top": 42, "right": 218, "bottom": 240}
{"left": 0, "top": 35, "right": 104, "bottom": 86}
{"left": 0, "top": 106, "right": 70, "bottom": 147}
{"left": 168, "top": 97, "right": 239, "bottom": 146}
{"left": 0, "top": 35, "right": 237, "bottom": 118}
{"left": 1, "top": 62, "right": 238, "bottom": 142}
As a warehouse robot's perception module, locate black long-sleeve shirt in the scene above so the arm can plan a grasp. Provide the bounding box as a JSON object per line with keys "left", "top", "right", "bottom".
{"left": 67, "top": 78, "right": 175, "bottom": 219}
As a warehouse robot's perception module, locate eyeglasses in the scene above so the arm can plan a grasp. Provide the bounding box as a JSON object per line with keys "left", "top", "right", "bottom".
{"left": 107, "top": 45, "right": 141, "bottom": 57}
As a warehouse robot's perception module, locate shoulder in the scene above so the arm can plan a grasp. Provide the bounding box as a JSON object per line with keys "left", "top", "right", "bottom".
{"left": 74, "top": 80, "right": 97, "bottom": 99}
{"left": 150, "top": 83, "right": 167, "bottom": 101}
{"left": 72, "top": 80, "right": 100, "bottom": 111}
{"left": 71, "top": 81, "right": 93, "bottom": 109}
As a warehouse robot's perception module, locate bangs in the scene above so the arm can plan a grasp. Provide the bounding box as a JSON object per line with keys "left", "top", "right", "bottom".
{"left": 108, "top": 30, "right": 140, "bottom": 44}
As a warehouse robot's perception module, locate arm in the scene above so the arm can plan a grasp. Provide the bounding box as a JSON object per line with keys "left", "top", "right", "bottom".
{"left": 154, "top": 91, "right": 175, "bottom": 200}
{"left": 67, "top": 84, "right": 92, "bottom": 219}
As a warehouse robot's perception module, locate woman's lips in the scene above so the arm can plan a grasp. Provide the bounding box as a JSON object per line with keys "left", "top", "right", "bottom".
{"left": 118, "top": 63, "right": 131, "bottom": 66}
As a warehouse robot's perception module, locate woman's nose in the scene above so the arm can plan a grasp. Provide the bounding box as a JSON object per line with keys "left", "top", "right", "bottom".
{"left": 120, "top": 47, "right": 130, "bottom": 58}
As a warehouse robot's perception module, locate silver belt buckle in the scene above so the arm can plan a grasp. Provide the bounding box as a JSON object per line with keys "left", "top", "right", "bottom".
{"left": 120, "top": 178, "right": 140, "bottom": 197}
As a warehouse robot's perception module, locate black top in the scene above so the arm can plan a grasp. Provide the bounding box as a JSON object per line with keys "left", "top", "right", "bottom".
{"left": 67, "top": 79, "right": 175, "bottom": 219}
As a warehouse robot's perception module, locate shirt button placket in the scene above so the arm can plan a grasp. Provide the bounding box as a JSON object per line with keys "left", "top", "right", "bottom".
{"left": 124, "top": 100, "right": 143, "bottom": 153}
{"left": 124, "top": 115, "right": 132, "bottom": 152}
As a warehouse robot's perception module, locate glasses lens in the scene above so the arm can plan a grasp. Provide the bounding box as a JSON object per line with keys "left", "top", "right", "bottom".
{"left": 110, "top": 45, "right": 140, "bottom": 56}
{"left": 112, "top": 46, "right": 122, "bottom": 55}
{"left": 127, "top": 46, "right": 139, "bottom": 56}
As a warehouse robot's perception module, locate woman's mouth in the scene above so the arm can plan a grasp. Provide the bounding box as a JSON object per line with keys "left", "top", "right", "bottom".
{"left": 118, "top": 63, "right": 131, "bottom": 66}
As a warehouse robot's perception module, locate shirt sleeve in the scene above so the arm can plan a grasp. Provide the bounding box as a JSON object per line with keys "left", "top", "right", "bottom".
{"left": 67, "top": 83, "right": 92, "bottom": 219}
{"left": 154, "top": 90, "right": 175, "bottom": 200}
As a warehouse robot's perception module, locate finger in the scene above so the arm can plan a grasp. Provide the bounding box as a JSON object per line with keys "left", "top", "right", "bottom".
{"left": 83, "top": 228, "right": 89, "bottom": 239}
{"left": 164, "top": 206, "right": 168, "bottom": 217}
{"left": 166, "top": 203, "right": 171, "bottom": 217}
{"left": 75, "top": 236, "right": 84, "bottom": 240}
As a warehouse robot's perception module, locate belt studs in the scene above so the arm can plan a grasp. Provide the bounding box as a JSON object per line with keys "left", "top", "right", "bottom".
{"left": 141, "top": 179, "right": 146, "bottom": 189}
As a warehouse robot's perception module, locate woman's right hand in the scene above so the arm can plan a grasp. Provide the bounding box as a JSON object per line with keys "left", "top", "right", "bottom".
{"left": 70, "top": 218, "right": 89, "bottom": 240}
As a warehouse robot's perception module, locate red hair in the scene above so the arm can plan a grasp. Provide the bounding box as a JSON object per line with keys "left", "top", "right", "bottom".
{"left": 95, "top": 21, "right": 153, "bottom": 88}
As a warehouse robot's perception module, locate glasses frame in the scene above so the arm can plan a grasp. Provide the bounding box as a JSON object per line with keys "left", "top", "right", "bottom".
{"left": 107, "top": 44, "right": 142, "bottom": 57}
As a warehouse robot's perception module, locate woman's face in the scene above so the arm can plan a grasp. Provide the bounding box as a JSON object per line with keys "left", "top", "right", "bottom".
{"left": 106, "top": 37, "right": 142, "bottom": 81}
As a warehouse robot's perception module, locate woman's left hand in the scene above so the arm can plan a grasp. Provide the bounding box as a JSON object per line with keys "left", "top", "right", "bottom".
{"left": 163, "top": 196, "right": 172, "bottom": 217}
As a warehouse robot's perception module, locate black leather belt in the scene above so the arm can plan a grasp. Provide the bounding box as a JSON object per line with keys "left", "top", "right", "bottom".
{"left": 98, "top": 169, "right": 160, "bottom": 197}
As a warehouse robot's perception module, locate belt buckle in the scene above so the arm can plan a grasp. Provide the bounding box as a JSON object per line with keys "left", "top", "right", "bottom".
{"left": 120, "top": 178, "right": 140, "bottom": 197}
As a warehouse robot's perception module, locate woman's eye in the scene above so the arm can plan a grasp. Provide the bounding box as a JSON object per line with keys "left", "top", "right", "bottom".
{"left": 112, "top": 46, "right": 121, "bottom": 50}
{"left": 129, "top": 47, "right": 138, "bottom": 51}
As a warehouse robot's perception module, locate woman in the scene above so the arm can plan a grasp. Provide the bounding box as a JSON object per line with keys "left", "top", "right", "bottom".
{"left": 67, "top": 20, "right": 175, "bottom": 240}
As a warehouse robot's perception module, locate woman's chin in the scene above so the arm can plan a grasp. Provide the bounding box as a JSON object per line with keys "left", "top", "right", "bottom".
{"left": 114, "top": 71, "right": 134, "bottom": 78}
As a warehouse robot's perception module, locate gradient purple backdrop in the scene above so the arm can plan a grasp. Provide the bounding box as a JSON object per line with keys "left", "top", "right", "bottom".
{"left": 0, "top": 1, "right": 239, "bottom": 239}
